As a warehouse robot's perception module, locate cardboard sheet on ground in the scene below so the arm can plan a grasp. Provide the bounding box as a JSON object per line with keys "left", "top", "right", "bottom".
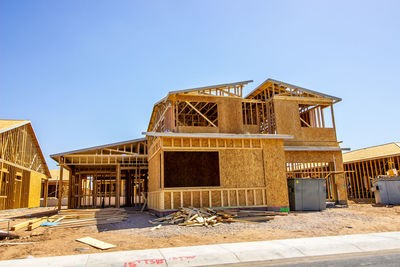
{"left": 76, "top": 237, "right": 116, "bottom": 250}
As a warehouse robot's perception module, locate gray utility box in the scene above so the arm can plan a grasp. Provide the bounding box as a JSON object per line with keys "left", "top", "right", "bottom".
{"left": 287, "top": 178, "right": 326, "bottom": 211}
{"left": 372, "top": 177, "right": 400, "bottom": 205}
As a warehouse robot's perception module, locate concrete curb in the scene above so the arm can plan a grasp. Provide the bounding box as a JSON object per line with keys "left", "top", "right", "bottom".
{"left": 2, "top": 231, "right": 400, "bottom": 267}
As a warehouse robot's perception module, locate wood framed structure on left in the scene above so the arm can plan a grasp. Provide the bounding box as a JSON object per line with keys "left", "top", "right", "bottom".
{"left": 0, "top": 120, "right": 50, "bottom": 210}
{"left": 51, "top": 138, "right": 148, "bottom": 209}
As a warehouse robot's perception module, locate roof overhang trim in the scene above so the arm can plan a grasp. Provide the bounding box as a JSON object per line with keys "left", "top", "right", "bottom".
{"left": 284, "top": 146, "right": 350, "bottom": 152}
{"left": 142, "top": 132, "right": 293, "bottom": 140}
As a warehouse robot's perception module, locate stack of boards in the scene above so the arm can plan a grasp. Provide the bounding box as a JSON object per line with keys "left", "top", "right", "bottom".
{"left": 150, "top": 207, "right": 287, "bottom": 227}
{"left": 10, "top": 208, "right": 128, "bottom": 231}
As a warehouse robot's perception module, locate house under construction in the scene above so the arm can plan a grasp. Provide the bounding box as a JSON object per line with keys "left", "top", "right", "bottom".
{"left": 51, "top": 78, "right": 348, "bottom": 212}
{"left": 40, "top": 169, "right": 70, "bottom": 207}
{"left": 343, "top": 142, "right": 400, "bottom": 202}
{"left": 0, "top": 120, "right": 50, "bottom": 210}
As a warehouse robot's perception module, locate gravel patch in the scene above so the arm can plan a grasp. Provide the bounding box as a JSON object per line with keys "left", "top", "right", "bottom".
{"left": 103, "top": 208, "right": 380, "bottom": 238}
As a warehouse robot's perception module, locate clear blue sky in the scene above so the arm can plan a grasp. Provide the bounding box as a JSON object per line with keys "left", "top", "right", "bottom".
{"left": 1, "top": 0, "right": 399, "bottom": 169}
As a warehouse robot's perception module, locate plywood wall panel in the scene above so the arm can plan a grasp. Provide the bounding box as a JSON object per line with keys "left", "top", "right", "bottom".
{"left": 274, "top": 99, "right": 337, "bottom": 146}
{"left": 28, "top": 171, "right": 43, "bottom": 208}
{"left": 148, "top": 151, "right": 161, "bottom": 192}
{"left": 218, "top": 98, "right": 243, "bottom": 133}
{"left": 219, "top": 149, "right": 265, "bottom": 188}
{"left": 261, "top": 139, "right": 289, "bottom": 207}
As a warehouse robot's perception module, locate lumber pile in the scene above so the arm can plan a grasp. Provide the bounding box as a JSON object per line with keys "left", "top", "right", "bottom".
{"left": 48, "top": 208, "right": 128, "bottom": 229}
{"left": 11, "top": 217, "right": 51, "bottom": 231}
{"left": 150, "top": 208, "right": 287, "bottom": 227}
{"left": 10, "top": 208, "right": 128, "bottom": 231}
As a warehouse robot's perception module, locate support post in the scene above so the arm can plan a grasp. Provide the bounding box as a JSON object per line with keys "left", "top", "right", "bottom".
{"left": 43, "top": 179, "right": 48, "bottom": 207}
{"left": 68, "top": 170, "right": 73, "bottom": 208}
{"left": 57, "top": 164, "right": 64, "bottom": 210}
{"left": 116, "top": 164, "right": 121, "bottom": 208}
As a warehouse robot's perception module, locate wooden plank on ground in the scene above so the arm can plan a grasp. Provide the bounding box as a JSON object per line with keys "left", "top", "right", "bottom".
{"left": 27, "top": 218, "right": 48, "bottom": 231}
{"left": 11, "top": 219, "right": 37, "bottom": 231}
{"left": 76, "top": 237, "right": 116, "bottom": 250}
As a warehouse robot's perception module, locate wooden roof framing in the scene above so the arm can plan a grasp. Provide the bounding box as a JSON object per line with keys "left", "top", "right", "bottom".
{"left": 147, "top": 80, "right": 253, "bottom": 132}
{"left": 245, "top": 78, "right": 342, "bottom": 104}
{"left": 147, "top": 78, "right": 341, "bottom": 132}
{"left": 0, "top": 119, "right": 51, "bottom": 177}
{"left": 50, "top": 138, "right": 147, "bottom": 167}
{"left": 168, "top": 80, "right": 253, "bottom": 97}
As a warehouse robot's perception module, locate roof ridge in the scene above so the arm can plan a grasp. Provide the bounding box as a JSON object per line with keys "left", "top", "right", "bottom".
{"left": 169, "top": 80, "right": 253, "bottom": 95}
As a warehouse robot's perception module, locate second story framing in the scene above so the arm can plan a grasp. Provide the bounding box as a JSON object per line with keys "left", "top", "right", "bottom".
{"left": 147, "top": 78, "right": 343, "bottom": 149}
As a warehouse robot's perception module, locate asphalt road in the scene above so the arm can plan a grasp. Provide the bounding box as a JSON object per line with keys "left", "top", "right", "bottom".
{"left": 222, "top": 249, "right": 400, "bottom": 267}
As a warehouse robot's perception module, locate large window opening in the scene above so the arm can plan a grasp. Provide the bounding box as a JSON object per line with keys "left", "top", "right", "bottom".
{"left": 176, "top": 102, "right": 218, "bottom": 127}
{"left": 164, "top": 151, "right": 220, "bottom": 187}
{"left": 299, "top": 104, "right": 334, "bottom": 128}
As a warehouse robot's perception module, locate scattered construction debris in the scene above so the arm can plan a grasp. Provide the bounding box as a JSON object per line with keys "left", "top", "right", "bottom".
{"left": 9, "top": 208, "right": 128, "bottom": 231}
{"left": 150, "top": 224, "right": 162, "bottom": 231}
{"left": 150, "top": 208, "right": 287, "bottom": 227}
{"left": 76, "top": 237, "right": 116, "bottom": 250}
{"left": 47, "top": 208, "right": 128, "bottom": 229}
{"left": 0, "top": 242, "right": 35, "bottom": 246}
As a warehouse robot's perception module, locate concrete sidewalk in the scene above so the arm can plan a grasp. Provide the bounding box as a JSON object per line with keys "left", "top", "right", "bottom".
{"left": 2, "top": 231, "right": 400, "bottom": 267}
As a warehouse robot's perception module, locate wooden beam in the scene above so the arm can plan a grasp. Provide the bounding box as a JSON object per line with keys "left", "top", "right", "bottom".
{"left": 57, "top": 165, "right": 64, "bottom": 210}
{"left": 185, "top": 101, "right": 217, "bottom": 127}
{"left": 116, "top": 164, "right": 121, "bottom": 208}
{"left": 103, "top": 148, "right": 137, "bottom": 155}
{"left": 43, "top": 179, "right": 48, "bottom": 207}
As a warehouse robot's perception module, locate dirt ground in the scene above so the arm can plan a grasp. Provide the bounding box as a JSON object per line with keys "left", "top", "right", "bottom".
{"left": 1, "top": 203, "right": 400, "bottom": 260}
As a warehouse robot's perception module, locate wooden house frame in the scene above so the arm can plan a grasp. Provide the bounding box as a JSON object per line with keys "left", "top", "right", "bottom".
{"left": 52, "top": 78, "right": 348, "bottom": 212}
{"left": 51, "top": 138, "right": 148, "bottom": 209}
{"left": 343, "top": 142, "right": 400, "bottom": 202}
{"left": 0, "top": 120, "right": 50, "bottom": 210}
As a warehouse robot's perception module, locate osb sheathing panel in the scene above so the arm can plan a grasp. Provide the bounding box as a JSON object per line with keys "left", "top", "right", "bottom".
{"left": 285, "top": 150, "right": 347, "bottom": 202}
{"left": 28, "top": 171, "right": 43, "bottom": 208}
{"left": 219, "top": 149, "right": 265, "bottom": 188}
{"left": 148, "top": 151, "right": 161, "bottom": 192}
{"left": 274, "top": 99, "right": 337, "bottom": 146}
{"left": 218, "top": 98, "right": 243, "bottom": 133}
{"left": 243, "top": 125, "right": 259, "bottom": 134}
{"left": 261, "top": 139, "right": 289, "bottom": 207}
{"left": 285, "top": 151, "right": 342, "bottom": 164}
{"left": 21, "top": 170, "right": 30, "bottom": 208}
{"left": 177, "top": 126, "right": 219, "bottom": 133}
{"left": 155, "top": 138, "right": 289, "bottom": 209}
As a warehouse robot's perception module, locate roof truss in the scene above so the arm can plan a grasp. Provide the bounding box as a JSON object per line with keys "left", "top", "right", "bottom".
{"left": 51, "top": 138, "right": 148, "bottom": 167}
{"left": 170, "top": 80, "right": 253, "bottom": 98}
{"left": 246, "top": 79, "right": 341, "bottom": 103}
{"left": 0, "top": 121, "right": 50, "bottom": 177}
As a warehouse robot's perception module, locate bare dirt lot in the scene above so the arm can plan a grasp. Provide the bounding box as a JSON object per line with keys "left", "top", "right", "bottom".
{"left": 1, "top": 203, "right": 400, "bottom": 260}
